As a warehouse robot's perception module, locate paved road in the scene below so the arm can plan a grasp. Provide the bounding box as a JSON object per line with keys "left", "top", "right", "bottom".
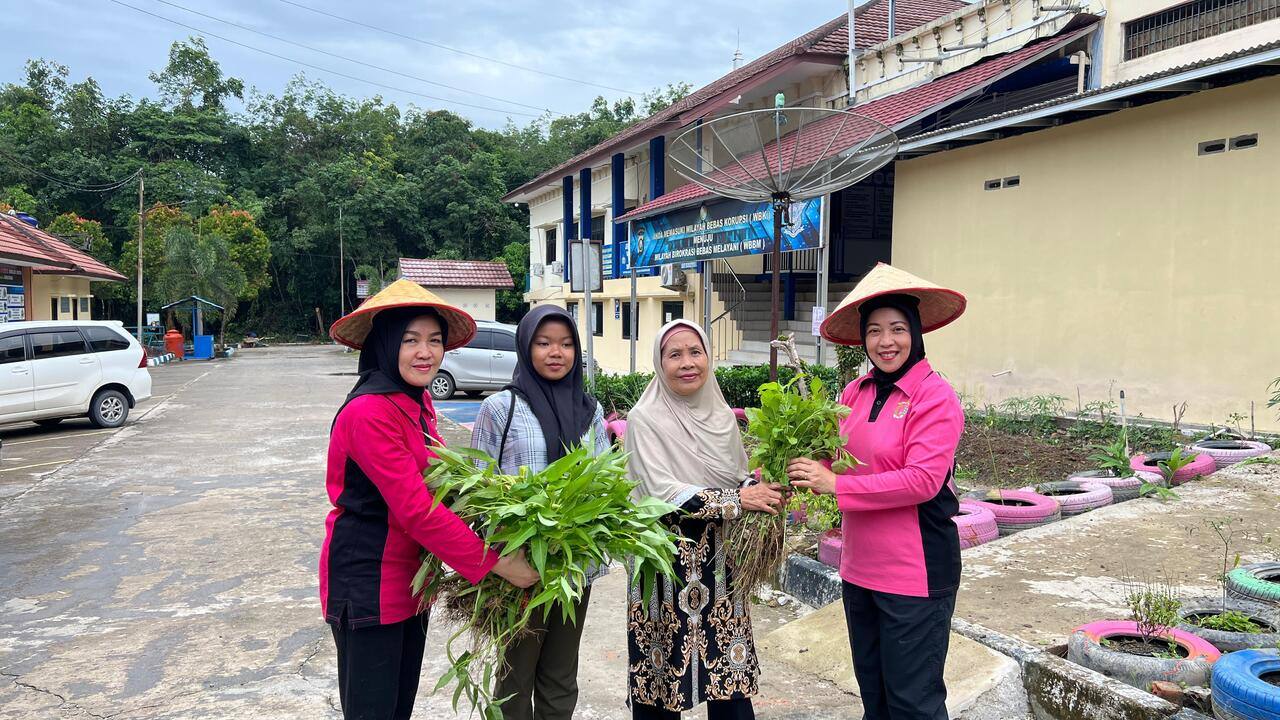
{"left": 0, "top": 346, "right": 855, "bottom": 719}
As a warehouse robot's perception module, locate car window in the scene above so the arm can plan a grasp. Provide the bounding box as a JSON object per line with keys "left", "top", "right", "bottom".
{"left": 82, "top": 325, "right": 131, "bottom": 353}
{"left": 0, "top": 334, "right": 26, "bottom": 364}
{"left": 29, "top": 330, "right": 88, "bottom": 360}
{"left": 491, "top": 331, "right": 516, "bottom": 352}
{"left": 465, "top": 330, "right": 491, "bottom": 351}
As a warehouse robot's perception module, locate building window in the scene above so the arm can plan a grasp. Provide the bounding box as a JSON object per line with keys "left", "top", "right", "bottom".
{"left": 60, "top": 297, "right": 71, "bottom": 314}
{"left": 592, "top": 302, "right": 604, "bottom": 337}
{"left": 621, "top": 301, "right": 633, "bottom": 340}
{"left": 1123, "top": 0, "right": 1280, "bottom": 61}
{"left": 545, "top": 227, "right": 557, "bottom": 264}
{"left": 662, "top": 301, "right": 684, "bottom": 324}
{"left": 79, "top": 297, "right": 90, "bottom": 314}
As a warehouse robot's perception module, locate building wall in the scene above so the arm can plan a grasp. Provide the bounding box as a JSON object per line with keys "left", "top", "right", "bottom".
{"left": 1100, "top": 2, "right": 1280, "bottom": 85}
{"left": 430, "top": 287, "right": 498, "bottom": 322}
{"left": 31, "top": 275, "right": 94, "bottom": 321}
{"left": 891, "top": 77, "right": 1280, "bottom": 431}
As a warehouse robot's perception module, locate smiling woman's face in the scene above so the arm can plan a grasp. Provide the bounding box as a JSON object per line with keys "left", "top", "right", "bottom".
{"left": 531, "top": 318, "right": 576, "bottom": 382}
{"left": 397, "top": 315, "right": 444, "bottom": 387}
{"left": 660, "top": 328, "right": 708, "bottom": 396}
{"left": 864, "top": 306, "right": 912, "bottom": 374}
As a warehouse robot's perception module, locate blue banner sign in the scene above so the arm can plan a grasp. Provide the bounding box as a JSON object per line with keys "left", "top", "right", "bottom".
{"left": 629, "top": 197, "right": 822, "bottom": 268}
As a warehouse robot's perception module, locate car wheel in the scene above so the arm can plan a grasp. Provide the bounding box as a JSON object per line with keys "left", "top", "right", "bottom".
{"left": 429, "top": 373, "right": 455, "bottom": 401}
{"left": 34, "top": 418, "right": 63, "bottom": 428}
{"left": 89, "top": 390, "right": 130, "bottom": 428}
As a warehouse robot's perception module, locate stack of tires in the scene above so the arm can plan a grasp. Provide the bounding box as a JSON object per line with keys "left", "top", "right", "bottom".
{"left": 1212, "top": 649, "right": 1280, "bottom": 720}
{"left": 962, "top": 489, "right": 1060, "bottom": 536}
{"left": 1068, "top": 469, "right": 1143, "bottom": 503}
{"left": 952, "top": 502, "right": 998, "bottom": 549}
{"left": 1189, "top": 439, "right": 1273, "bottom": 471}
{"left": 1130, "top": 451, "right": 1216, "bottom": 485}
{"left": 1020, "top": 480, "right": 1113, "bottom": 516}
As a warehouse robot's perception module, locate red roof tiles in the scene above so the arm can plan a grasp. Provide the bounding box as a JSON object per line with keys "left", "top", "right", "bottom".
{"left": 502, "top": 0, "right": 964, "bottom": 202}
{"left": 617, "top": 26, "right": 1093, "bottom": 222}
{"left": 399, "top": 258, "right": 515, "bottom": 289}
{"left": 0, "top": 214, "right": 77, "bottom": 269}
{"left": 0, "top": 213, "right": 127, "bottom": 281}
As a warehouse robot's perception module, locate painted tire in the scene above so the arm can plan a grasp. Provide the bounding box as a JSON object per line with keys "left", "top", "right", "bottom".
{"left": 817, "top": 529, "right": 842, "bottom": 568}
{"left": 1226, "top": 563, "right": 1280, "bottom": 606}
{"left": 1189, "top": 440, "right": 1272, "bottom": 471}
{"left": 607, "top": 419, "right": 628, "bottom": 443}
{"left": 1211, "top": 649, "right": 1280, "bottom": 720}
{"left": 953, "top": 502, "right": 999, "bottom": 549}
{"left": 1019, "top": 480, "right": 1113, "bottom": 516}
{"left": 962, "top": 489, "right": 1060, "bottom": 520}
{"left": 1067, "top": 620, "right": 1220, "bottom": 691}
{"left": 995, "top": 513, "right": 1061, "bottom": 536}
{"left": 1130, "top": 452, "right": 1216, "bottom": 485}
{"left": 1069, "top": 470, "right": 1143, "bottom": 503}
{"left": 1176, "top": 596, "right": 1280, "bottom": 653}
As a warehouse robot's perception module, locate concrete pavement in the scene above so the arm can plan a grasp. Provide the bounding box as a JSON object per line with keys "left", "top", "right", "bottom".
{"left": 0, "top": 346, "right": 858, "bottom": 720}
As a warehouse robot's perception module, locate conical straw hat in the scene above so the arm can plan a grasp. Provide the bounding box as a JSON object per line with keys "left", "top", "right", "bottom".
{"left": 820, "top": 262, "right": 966, "bottom": 346}
{"left": 329, "top": 278, "right": 477, "bottom": 351}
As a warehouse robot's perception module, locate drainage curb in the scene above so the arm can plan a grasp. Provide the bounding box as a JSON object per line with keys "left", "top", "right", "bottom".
{"left": 147, "top": 353, "right": 176, "bottom": 367}
{"left": 778, "top": 554, "right": 842, "bottom": 608}
{"left": 951, "top": 618, "right": 1213, "bottom": 720}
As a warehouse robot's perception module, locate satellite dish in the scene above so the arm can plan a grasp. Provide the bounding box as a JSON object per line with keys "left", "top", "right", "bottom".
{"left": 668, "top": 103, "right": 898, "bottom": 375}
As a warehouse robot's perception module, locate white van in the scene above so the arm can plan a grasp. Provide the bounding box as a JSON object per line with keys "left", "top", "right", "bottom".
{"left": 0, "top": 320, "right": 153, "bottom": 428}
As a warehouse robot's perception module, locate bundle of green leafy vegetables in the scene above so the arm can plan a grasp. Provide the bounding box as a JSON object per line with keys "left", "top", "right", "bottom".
{"left": 412, "top": 442, "right": 679, "bottom": 720}
{"left": 730, "top": 373, "right": 855, "bottom": 596}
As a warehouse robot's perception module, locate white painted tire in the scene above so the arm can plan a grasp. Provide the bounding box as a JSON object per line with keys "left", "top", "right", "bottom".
{"left": 1189, "top": 440, "right": 1272, "bottom": 470}
{"left": 1019, "top": 480, "right": 1113, "bottom": 516}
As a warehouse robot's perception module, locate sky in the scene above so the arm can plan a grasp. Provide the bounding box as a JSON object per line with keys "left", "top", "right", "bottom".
{"left": 4, "top": 0, "right": 845, "bottom": 129}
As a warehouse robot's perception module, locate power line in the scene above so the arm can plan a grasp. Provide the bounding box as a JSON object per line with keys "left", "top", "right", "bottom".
{"left": 106, "top": 0, "right": 546, "bottom": 118}
{"left": 272, "top": 0, "right": 642, "bottom": 96}
{"left": 144, "top": 0, "right": 562, "bottom": 116}
{"left": 0, "top": 149, "right": 142, "bottom": 193}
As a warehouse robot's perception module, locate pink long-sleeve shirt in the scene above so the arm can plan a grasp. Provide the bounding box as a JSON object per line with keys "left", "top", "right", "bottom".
{"left": 834, "top": 359, "right": 963, "bottom": 598}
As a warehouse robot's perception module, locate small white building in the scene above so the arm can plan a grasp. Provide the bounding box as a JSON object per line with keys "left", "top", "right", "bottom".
{"left": 398, "top": 258, "right": 514, "bottom": 322}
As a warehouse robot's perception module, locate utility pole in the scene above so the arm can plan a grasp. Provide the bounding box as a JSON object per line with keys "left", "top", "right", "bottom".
{"left": 338, "top": 206, "right": 346, "bottom": 317}
{"left": 136, "top": 172, "right": 145, "bottom": 343}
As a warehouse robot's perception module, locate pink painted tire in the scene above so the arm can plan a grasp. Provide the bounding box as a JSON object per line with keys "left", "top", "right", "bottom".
{"left": 733, "top": 407, "right": 748, "bottom": 425}
{"left": 1069, "top": 470, "right": 1142, "bottom": 503}
{"left": 953, "top": 502, "right": 998, "bottom": 549}
{"left": 607, "top": 419, "right": 627, "bottom": 443}
{"left": 1189, "top": 440, "right": 1272, "bottom": 470}
{"left": 1129, "top": 452, "right": 1215, "bottom": 485}
{"left": 817, "top": 529, "right": 842, "bottom": 568}
{"left": 962, "top": 489, "right": 1061, "bottom": 536}
{"left": 1068, "top": 620, "right": 1220, "bottom": 690}
{"left": 1019, "top": 481, "right": 1113, "bottom": 516}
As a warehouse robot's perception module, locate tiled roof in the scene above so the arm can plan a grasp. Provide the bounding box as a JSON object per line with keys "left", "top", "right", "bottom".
{"left": 28, "top": 228, "right": 128, "bottom": 282}
{"left": 617, "top": 26, "right": 1093, "bottom": 222}
{"left": 398, "top": 258, "right": 514, "bottom": 289}
{"left": 0, "top": 214, "right": 77, "bottom": 269}
{"left": 502, "top": 0, "right": 964, "bottom": 202}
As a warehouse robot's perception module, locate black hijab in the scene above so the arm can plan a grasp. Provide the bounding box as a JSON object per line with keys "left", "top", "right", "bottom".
{"left": 506, "top": 305, "right": 596, "bottom": 462}
{"left": 859, "top": 293, "right": 927, "bottom": 391}
{"left": 347, "top": 306, "right": 449, "bottom": 407}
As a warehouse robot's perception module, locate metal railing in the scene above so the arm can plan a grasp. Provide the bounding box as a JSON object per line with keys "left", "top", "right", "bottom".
{"left": 709, "top": 259, "right": 747, "bottom": 362}
{"left": 1124, "top": 0, "right": 1280, "bottom": 60}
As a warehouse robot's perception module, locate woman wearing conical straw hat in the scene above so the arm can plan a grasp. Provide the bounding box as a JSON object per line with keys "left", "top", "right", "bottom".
{"left": 790, "top": 263, "right": 966, "bottom": 720}
{"left": 321, "top": 279, "right": 539, "bottom": 719}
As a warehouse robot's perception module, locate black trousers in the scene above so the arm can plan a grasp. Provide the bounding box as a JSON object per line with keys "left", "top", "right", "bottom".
{"left": 631, "top": 698, "right": 755, "bottom": 720}
{"left": 496, "top": 586, "right": 592, "bottom": 720}
{"left": 329, "top": 614, "right": 429, "bottom": 720}
{"left": 842, "top": 582, "right": 955, "bottom": 720}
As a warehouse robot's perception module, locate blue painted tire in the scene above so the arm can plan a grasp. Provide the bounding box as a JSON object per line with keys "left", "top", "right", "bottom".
{"left": 1211, "top": 648, "right": 1280, "bottom": 720}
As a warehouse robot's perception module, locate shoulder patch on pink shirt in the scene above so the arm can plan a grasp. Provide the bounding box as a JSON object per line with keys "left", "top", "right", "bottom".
{"left": 893, "top": 401, "right": 910, "bottom": 419}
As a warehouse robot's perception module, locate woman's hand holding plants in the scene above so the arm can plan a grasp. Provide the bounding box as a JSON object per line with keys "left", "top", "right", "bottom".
{"left": 788, "top": 457, "right": 838, "bottom": 496}
{"left": 740, "top": 482, "right": 783, "bottom": 515}
{"left": 493, "top": 548, "right": 540, "bottom": 588}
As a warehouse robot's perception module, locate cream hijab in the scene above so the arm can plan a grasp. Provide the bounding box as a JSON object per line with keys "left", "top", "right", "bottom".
{"left": 625, "top": 320, "right": 750, "bottom": 503}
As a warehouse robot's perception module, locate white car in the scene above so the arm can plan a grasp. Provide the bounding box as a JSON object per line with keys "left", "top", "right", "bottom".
{"left": 430, "top": 321, "right": 518, "bottom": 400}
{"left": 0, "top": 320, "right": 153, "bottom": 429}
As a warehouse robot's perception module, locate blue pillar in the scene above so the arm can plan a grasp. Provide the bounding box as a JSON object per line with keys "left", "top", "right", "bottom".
{"left": 579, "top": 168, "right": 592, "bottom": 244}
{"left": 784, "top": 269, "right": 797, "bottom": 321}
{"left": 648, "top": 135, "right": 665, "bottom": 200}
{"left": 561, "top": 176, "right": 573, "bottom": 282}
{"left": 611, "top": 153, "right": 625, "bottom": 280}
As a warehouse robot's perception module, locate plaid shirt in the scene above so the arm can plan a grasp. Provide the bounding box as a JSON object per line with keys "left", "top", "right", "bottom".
{"left": 470, "top": 390, "right": 611, "bottom": 583}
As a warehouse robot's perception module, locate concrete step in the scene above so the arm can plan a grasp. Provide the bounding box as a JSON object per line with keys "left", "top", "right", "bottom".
{"left": 736, "top": 339, "right": 820, "bottom": 355}
{"left": 735, "top": 319, "right": 815, "bottom": 333}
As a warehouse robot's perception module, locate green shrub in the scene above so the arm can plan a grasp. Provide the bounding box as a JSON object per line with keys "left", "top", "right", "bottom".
{"left": 590, "top": 363, "right": 841, "bottom": 415}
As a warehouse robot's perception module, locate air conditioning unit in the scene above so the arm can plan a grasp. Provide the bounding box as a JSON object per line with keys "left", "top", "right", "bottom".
{"left": 549, "top": 261, "right": 563, "bottom": 275}
{"left": 660, "top": 263, "right": 687, "bottom": 290}
{"left": 530, "top": 263, "right": 544, "bottom": 276}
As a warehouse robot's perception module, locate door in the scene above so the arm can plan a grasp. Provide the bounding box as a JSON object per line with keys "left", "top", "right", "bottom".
{"left": 29, "top": 328, "right": 101, "bottom": 412}
{"left": 488, "top": 330, "right": 517, "bottom": 388}
{"left": 444, "top": 330, "right": 491, "bottom": 390}
{"left": 0, "top": 332, "right": 34, "bottom": 417}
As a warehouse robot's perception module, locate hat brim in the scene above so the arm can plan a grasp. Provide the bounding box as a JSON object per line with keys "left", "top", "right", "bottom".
{"left": 329, "top": 301, "right": 477, "bottom": 351}
{"left": 820, "top": 287, "right": 966, "bottom": 346}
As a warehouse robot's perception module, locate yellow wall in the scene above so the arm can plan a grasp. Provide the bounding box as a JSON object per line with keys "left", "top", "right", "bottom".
{"left": 431, "top": 287, "right": 498, "bottom": 322}
{"left": 31, "top": 275, "right": 94, "bottom": 321}
{"left": 891, "top": 77, "right": 1280, "bottom": 431}
{"left": 1100, "top": 2, "right": 1280, "bottom": 85}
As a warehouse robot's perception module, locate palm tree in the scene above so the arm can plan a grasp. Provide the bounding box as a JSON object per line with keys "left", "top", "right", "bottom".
{"left": 157, "top": 225, "right": 247, "bottom": 350}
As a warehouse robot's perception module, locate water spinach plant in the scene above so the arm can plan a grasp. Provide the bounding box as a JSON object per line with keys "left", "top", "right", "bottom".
{"left": 412, "top": 442, "right": 679, "bottom": 719}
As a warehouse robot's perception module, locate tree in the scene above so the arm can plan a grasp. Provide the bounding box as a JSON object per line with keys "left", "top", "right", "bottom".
{"left": 156, "top": 225, "right": 246, "bottom": 348}
{"left": 149, "top": 38, "right": 244, "bottom": 111}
